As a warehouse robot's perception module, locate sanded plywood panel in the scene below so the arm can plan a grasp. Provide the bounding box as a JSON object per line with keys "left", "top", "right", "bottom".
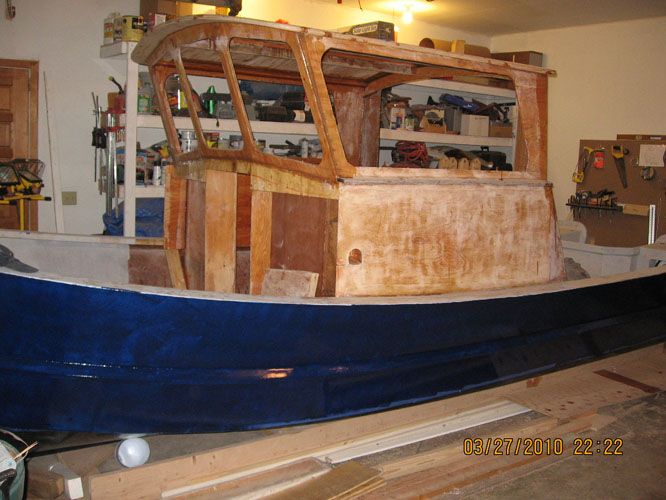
{"left": 336, "top": 181, "right": 563, "bottom": 296}
{"left": 205, "top": 170, "right": 237, "bottom": 292}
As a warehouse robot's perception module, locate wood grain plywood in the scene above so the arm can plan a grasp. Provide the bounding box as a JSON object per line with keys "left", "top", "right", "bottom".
{"left": 204, "top": 170, "right": 237, "bottom": 292}
{"left": 336, "top": 182, "right": 563, "bottom": 296}
{"left": 271, "top": 193, "right": 338, "bottom": 297}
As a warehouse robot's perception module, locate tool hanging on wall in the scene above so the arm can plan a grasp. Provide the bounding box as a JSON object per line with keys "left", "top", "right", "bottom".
{"left": 572, "top": 147, "right": 605, "bottom": 183}
{"left": 611, "top": 144, "right": 629, "bottom": 188}
{"left": 640, "top": 166, "right": 656, "bottom": 181}
{"left": 91, "top": 93, "right": 106, "bottom": 182}
{"left": 592, "top": 149, "right": 605, "bottom": 169}
{"left": 5, "top": 0, "right": 15, "bottom": 19}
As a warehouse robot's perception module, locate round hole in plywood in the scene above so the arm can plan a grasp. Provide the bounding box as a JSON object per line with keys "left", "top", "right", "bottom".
{"left": 348, "top": 248, "right": 362, "bottom": 265}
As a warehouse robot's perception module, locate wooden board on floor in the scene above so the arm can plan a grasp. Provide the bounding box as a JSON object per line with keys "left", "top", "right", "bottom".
{"left": 505, "top": 344, "right": 666, "bottom": 419}
{"left": 267, "top": 461, "right": 382, "bottom": 500}
{"left": 170, "top": 458, "right": 330, "bottom": 499}
{"left": 361, "top": 412, "right": 614, "bottom": 499}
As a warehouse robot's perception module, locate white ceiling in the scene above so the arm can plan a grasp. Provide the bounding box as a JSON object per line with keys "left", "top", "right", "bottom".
{"left": 322, "top": 0, "right": 666, "bottom": 35}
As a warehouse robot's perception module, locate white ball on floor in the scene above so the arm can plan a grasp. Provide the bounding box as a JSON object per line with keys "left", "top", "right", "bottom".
{"left": 116, "top": 437, "right": 150, "bottom": 468}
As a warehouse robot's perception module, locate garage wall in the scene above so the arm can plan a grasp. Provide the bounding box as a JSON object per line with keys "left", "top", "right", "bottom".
{"left": 0, "top": 0, "right": 137, "bottom": 234}
{"left": 491, "top": 17, "right": 666, "bottom": 221}
{"left": 0, "top": 0, "right": 489, "bottom": 235}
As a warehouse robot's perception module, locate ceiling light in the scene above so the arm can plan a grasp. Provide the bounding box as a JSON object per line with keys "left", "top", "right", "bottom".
{"left": 402, "top": 4, "right": 413, "bottom": 23}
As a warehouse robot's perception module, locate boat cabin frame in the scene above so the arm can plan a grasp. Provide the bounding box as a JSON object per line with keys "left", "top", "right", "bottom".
{"left": 133, "top": 16, "right": 564, "bottom": 297}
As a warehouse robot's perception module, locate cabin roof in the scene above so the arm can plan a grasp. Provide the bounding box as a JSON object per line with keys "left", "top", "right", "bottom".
{"left": 133, "top": 16, "right": 553, "bottom": 88}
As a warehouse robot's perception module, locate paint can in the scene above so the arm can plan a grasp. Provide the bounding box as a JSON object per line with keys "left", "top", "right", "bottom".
{"left": 121, "top": 16, "right": 145, "bottom": 42}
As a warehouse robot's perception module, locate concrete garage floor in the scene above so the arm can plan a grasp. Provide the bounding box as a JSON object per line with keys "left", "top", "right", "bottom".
{"left": 466, "top": 392, "right": 666, "bottom": 499}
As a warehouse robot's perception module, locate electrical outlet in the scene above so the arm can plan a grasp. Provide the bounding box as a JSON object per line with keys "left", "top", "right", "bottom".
{"left": 62, "top": 191, "right": 77, "bottom": 206}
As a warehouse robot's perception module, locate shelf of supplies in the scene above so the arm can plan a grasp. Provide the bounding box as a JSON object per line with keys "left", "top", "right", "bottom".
{"left": 137, "top": 115, "right": 318, "bottom": 135}
{"left": 380, "top": 128, "right": 513, "bottom": 147}
{"left": 403, "top": 79, "right": 517, "bottom": 100}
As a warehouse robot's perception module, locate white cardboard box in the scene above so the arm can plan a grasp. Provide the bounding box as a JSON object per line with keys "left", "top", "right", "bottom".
{"left": 461, "top": 115, "right": 489, "bottom": 136}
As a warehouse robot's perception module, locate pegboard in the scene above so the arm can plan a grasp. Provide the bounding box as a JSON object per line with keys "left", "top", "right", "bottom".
{"left": 570, "top": 139, "right": 666, "bottom": 247}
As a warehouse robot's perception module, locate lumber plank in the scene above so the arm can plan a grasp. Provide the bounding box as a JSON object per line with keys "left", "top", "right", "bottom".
{"left": 378, "top": 416, "right": 560, "bottom": 480}
{"left": 165, "top": 248, "right": 187, "bottom": 290}
{"left": 57, "top": 443, "right": 116, "bottom": 478}
{"left": 164, "top": 165, "right": 187, "bottom": 250}
{"left": 261, "top": 268, "right": 319, "bottom": 298}
{"left": 204, "top": 170, "right": 237, "bottom": 292}
{"left": 183, "top": 179, "right": 206, "bottom": 290}
{"left": 506, "top": 344, "right": 666, "bottom": 419}
{"left": 167, "top": 458, "right": 330, "bottom": 499}
{"left": 26, "top": 467, "right": 65, "bottom": 499}
{"left": 362, "top": 413, "right": 611, "bottom": 499}
{"left": 250, "top": 189, "right": 272, "bottom": 294}
{"left": 267, "top": 461, "right": 382, "bottom": 500}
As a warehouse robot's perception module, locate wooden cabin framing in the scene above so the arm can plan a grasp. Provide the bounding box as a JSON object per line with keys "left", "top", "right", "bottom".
{"left": 133, "top": 16, "right": 564, "bottom": 297}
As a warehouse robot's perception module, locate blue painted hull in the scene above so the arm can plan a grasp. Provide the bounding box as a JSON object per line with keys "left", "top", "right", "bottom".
{"left": 1, "top": 268, "right": 665, "bottom": 433}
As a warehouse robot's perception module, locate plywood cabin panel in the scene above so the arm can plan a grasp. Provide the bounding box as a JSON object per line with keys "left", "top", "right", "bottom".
{"left": 271, "top": 193, "right": 338, "bottom": 297}
{"left": 204, "top": 170, "right": 237, "bottom": 292}
{"left": 184, "top": 179, "right": 206, "bottom": 290}
{"left": 335, "top": 181, "right": 563, "bottom": 296}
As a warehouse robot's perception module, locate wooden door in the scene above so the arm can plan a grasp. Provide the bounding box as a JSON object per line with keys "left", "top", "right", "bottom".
{"left": 0, "top": 60, "right": 39, "bottom": 230}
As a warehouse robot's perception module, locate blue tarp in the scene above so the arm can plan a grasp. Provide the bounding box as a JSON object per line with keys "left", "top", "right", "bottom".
{"left": 102, "top": 198, "right": 164, "bottom": 237}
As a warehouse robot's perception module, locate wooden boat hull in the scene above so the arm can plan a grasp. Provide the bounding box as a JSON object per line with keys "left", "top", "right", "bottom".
{"left": 1, "top": 267, "right": 665, "bottom": 434}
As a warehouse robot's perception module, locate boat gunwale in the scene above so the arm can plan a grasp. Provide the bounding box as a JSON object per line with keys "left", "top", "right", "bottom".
{"left": 1, "top": 252, "right": 664, "bottom": 307}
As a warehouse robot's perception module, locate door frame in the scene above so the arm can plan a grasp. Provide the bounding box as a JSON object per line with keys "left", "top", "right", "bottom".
{"left": 0, "top": 59, "right": 39, "bottom": 229}
{"left": 0, "top": 59, "right": 39, "bottom": 157}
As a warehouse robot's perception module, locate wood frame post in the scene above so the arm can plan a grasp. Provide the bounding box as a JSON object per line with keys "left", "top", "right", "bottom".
{"left": 205, "top": 170, "right": 237, "bottom": 292}
{"left": 250, "top": 189, "right": 272, "bottom": 294}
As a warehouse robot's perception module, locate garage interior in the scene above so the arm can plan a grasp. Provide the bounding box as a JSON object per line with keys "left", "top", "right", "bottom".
{"left": 1, "top": 1, "right": 665, "bottom": 498}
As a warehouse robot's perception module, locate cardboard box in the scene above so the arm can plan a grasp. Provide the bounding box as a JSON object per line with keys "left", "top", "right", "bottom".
{"left": 491, "top": 51, "right": 543, "bottom": 67}
{"left": 489, "top": 123, "right": 513, "bottom": 138}
{"left": 140, "top": 0, "right": 228, "bottom": 18}
{"left": 420, "top": 38, "right": 491, "bottom": 58}
{"left": 141, "top": 0, "right": 176, "bottom": 17}
{"left": 461, "top": 115, "right": 489, "bottom": 136}
{"left": 341, "top": 21, "right": 394, "bottom": 41}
